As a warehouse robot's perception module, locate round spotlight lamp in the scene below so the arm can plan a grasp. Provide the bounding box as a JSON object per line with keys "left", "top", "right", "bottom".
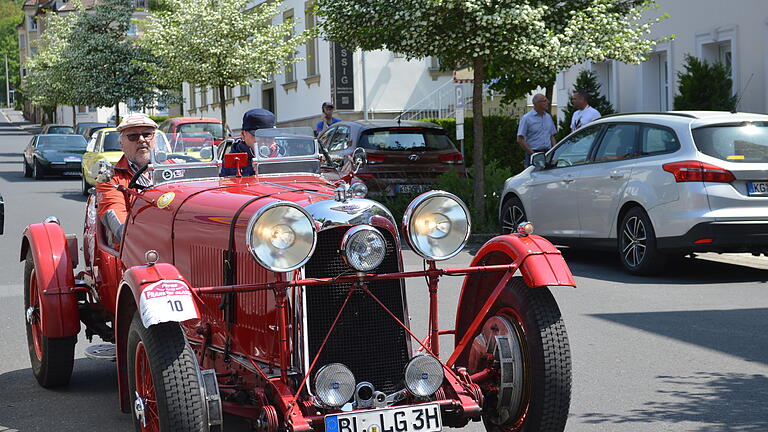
{"left": 349, "top": 181, "right": 368, "bottom": 199}
{"left": 341, "top": 225, "right": 387, "bottom": 272}
{"left": 314, "top": 363, "right": 356, "bottom": 407}
{"left": 404, "top": 355, "right": 444, "bottom": 397}
{"left": 402, "top": 191, "right": 471, "bottom": 261}
{"left": 246, "top": 201, "right": 317, "bottom": 272}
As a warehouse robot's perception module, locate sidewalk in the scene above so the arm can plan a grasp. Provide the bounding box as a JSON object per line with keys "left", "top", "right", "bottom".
{"left": 0, "top": 108, "right": 41, "bottom": 134}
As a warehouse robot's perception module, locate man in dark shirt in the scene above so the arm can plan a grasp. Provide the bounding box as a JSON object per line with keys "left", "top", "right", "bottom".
{"left": 221, "top": 108, "right": 275, "bottom": 176}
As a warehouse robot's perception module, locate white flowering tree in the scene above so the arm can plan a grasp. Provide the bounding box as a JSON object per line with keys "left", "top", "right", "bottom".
{"left": 317, "top": 0, "right": 665, "bottom": 220}
{"left": 142, "top": 0, "right": 312, "bottom": 135}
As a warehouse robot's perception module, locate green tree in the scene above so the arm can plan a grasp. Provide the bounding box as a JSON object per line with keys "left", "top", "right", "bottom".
{"left": 317, "top": 0, "right": 665, "bottom": 224}
{"left": 674, "top": 55, "right": 737, "bottom": 111}
{"left": 0, "top": 1, "right": 24, "bottom": 107}
{"left": 556, "top": 70, "right": 615, "bottom": 140}
{"left": 142, "top": 0, "right": 312, "bottom": 136}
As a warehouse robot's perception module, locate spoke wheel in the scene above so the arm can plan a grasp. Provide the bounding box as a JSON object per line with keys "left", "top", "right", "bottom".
{"left": 465, "top": 277, "right": 571, "bottom": 432}
{"left": 23, "top": 250, "right": 76, "bottom": 388}
{"left": 618, "top": 207, "right": 666, "bottom": 275}
{"left": 500, "top": 197, "right": 527, "bottom": 235}
{"left": 127, "top": 313, "right": 208, "bottom": 432}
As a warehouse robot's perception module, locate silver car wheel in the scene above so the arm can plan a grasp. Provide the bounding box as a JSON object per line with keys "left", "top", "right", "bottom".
{"left": 621, "top": 216, "right": 647, "bottom": 268}
{"left": 501, "top": 198, "right": 526, "bottom": 234}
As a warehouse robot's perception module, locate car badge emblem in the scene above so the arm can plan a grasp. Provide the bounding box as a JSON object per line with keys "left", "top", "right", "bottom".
{"left": 329, "top": 202, "right": 373, "bottom": 215}
{"left": 409, "top": 154, "right": 419, "bottom": 161}
{"left": 157, "top": 192, "right": 176, "bottom": 209}
{"left": 162, "top": 170, "right": 173, "bottom": 180}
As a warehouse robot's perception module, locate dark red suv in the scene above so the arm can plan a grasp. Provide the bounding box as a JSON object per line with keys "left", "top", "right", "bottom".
{"left": 318, "top": 120, "right": 466, "bottom": 196}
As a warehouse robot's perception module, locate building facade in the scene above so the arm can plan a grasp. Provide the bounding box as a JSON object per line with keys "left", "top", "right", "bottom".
{"left": 556, "top": 0, "right": 768, "bottom": 119}
{"left": 183, "top": 0, "right": 454, "bottom": 131}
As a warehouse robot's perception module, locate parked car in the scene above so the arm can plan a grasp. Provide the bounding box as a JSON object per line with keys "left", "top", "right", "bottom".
{"left": 317, "top": 120, "right": 466, "bottom": 196}
{"left": 80, "top": 127, "right": 122, "bottom": 194}
{"left": 158, "top": 117, "right": 229, "bottom": 146}
{"left": 20, "top": 129, "right": 575, "bottom": 432}
{"left": 40, "top": 124, "right": 75, "bottom": 134}
{"left": 82, "top": 124, "right": 111, "bottom": 140}
{"left": 22, "top": 134, "right": 87, "bottom": 179}
{"left": 75, "top": 122, "right": 110, "bottom": 137}
{"left": 500, "top": 111, "right": 768, "bottom": 275}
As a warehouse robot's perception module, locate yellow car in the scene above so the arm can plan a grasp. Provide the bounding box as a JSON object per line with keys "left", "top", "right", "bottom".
{"left": 80, "top": 127, "right": 123, "bottom": 195}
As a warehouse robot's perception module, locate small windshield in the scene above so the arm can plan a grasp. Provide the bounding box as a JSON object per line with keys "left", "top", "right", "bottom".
{"left": 693, "top": 122, "right": 768, "bottom": 163}
{"left": 37, "top": 135, "right": 87, "bottom": 149}
{"left": 252, "top": 128, "right": 317, "bottom": 160}
{"left": 154, "top": 133, "right": 215, "bottom": 163}
{"left": 103, "top": 131, "right": 122, "bottom": 152}
{"left": 46, "top": 126, "right": 74, "bottom": 134}
{"left": 177, "top": 122, "right": 224, "bottom": 138}
{"left": 360, "top": 128, "right": 455, "bottom": 151}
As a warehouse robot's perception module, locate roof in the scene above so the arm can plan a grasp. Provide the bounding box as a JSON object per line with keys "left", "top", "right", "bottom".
{"left": 168, "top": 117, "right": 222, "bottom": 124}
{"left": 597, "top": 111, "right": 768, "bottom": 128}
{"left": 342, "top": 119, "right": 442, "bottom": 129}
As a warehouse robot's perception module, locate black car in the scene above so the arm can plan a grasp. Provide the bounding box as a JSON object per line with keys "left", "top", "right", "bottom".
{"left": 40, "top": 124, "right": 75, "bottom": 134}
{"left": 75, "top": 122, "right": 110, "bottom": 137}
{"left": 82, "top": 124, "right": 111, "bottom": 139}
{"left": 317, "top": 120, "right": 466, "bottom": 196}
{"left": 23, "top": 134, "right": 88, "bottom": 180}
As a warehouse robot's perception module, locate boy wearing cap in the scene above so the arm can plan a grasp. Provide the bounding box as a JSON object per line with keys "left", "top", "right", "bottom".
{"left": 221, "top": 108, "right": 276, "bottom": 176}
{"left": 315, "top": 102, "right": 341, "bottom": 135}
{"left": 96, "top": 113, "right": 159, "bottom": 248}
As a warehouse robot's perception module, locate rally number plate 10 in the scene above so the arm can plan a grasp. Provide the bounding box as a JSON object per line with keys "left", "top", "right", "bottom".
{"left": 325, "top": 403, "right": 442, "bottom": 432}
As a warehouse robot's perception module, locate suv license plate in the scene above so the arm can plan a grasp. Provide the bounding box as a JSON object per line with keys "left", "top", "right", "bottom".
{"left": 747, "top": 181, "right": 768, "bottom": 196}
{"left": 397, "top": 184, "right": 430, "bottom": 194}
{"left": 325, "top": 403, "right": 442, "bottom": 432}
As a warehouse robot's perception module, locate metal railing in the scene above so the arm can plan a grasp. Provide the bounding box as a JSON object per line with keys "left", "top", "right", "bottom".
{"left": 395, "top": 80, "right": 474, "bottom": 122}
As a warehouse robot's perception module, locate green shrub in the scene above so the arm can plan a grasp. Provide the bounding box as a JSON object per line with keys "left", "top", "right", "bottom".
{"left": 674, "top": 55, "right": 737, "bottom": 111}
{"left": 149, "top": 115, "right": 176, "bottom": 124}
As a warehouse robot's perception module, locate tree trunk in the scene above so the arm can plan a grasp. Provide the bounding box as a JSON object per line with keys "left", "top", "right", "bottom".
{"left": 114, "top": 103, "right": 120, "bottom": 125}
{"left": 472, "top": 56, "right": 485, "bottom": 223}
{"left": 545, "top": 83, "right": 554, "bottom": 115}
{"left": 72, "top": 105, "right": 77, "bottom": 128}
{"left": 218, "top": 85, "right": 227, "bottom": 140}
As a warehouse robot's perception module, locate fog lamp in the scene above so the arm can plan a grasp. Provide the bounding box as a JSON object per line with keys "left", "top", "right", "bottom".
{"left": 349, "top": 181, "right": 368, "bottom": 199}
{"left": 246, "top": 201, "right": 316, "bottom": 272}
{"left": 341, "top": 225, "right": 387, "bottom": 272}
{"left": 402, "top": 191, "right": 471, "bottom": 261}
{"left": 517, "top": 221, "right": 534, "bottom": 236}
{"left": 404, "top": 355, "right": 444, "bottom": 397}
{"left": 314, "top": 363, "right": 356, "bottom": 407}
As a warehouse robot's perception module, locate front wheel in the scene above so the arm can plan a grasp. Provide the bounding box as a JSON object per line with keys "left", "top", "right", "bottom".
{"left": 33, "top": 159, "right": 44, "bottom": 180}
{"left": 81, "top": 174, "right": 91, "bottom": 196}
{"left": 465, "top": 277, "right": 571, "bottom": 432}
{"left": 500, "top": 196, "right": 527, "bottom": 235}
{"left": 23, "top": 250, "right": 76, "bottom": 387}
{"left": 618, "top": 207, "right": 666, "bottom": 275}
{"left": 127, "top": 313, "right": 208, "bottom": 432}
{"left": 23, "top": 158, "right": 32, "bottom": 177}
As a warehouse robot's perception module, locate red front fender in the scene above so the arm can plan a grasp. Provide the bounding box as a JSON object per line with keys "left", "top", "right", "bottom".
{"left": 114, "top": 263, "right": 191, "bottom": 413}
{"left": 20, "top": 223, "right": 80, "bottom": 338}
{"left": 451, "top": 234, "right": 574, "bottom": 365}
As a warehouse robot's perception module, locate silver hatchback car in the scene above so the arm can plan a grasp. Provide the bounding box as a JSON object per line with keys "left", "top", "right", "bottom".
{"left": 500, "top": 111, "right": 768, "bottom": 275}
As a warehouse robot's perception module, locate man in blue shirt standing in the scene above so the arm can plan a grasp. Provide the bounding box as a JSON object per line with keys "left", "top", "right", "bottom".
{"left": 315, "top": 101, "right": 341, "bottom": 135}
{"left": 517, "top": 94, "right": 557, "bottom": 167}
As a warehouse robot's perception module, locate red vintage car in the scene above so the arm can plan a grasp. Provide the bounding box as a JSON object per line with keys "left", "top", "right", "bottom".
{"left": 21, "top": 129, "right": 575, "bottom": 432}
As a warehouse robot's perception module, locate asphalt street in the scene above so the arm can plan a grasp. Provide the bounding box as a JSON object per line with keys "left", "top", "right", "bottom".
{"left": 0, "top": 109, "right": 767, "bottom": 431}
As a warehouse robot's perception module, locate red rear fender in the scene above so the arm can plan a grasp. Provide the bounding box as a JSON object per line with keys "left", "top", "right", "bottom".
{"left": 20, "top": 223, "right": 80, "bottom": 338}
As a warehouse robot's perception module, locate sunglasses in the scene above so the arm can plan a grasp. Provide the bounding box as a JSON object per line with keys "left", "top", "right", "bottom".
{"left": 123, "top": 131, "right": 155, "bottom": 142}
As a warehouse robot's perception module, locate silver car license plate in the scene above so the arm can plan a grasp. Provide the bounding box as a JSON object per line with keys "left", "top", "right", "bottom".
{"left": 325, "top": 403, "right": 442, "bottom": 432}
{"left": 746, "top": 181, "right": 768, "bottom": 196}
{"left": 397, "top": 184, "right": 430, "bottom": 194}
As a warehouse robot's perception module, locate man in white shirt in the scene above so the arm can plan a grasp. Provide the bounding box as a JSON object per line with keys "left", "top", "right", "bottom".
{"left": 570, "top": 90, "right": 601, "bottom": 132}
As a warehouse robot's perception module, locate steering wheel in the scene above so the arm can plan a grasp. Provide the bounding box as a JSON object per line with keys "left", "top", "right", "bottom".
{"left": 128, "top": 164, "right": 149, "bottom": 190}
{"left": 259, "top": 142, "right": 287, "bottom": 158}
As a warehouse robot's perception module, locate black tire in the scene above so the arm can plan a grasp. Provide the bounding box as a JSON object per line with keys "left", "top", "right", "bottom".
{"left": 127, "top": 313, "right": 208, "bottom": 432}
{"left": 81, "top": 174, "right": 90, "bottom": 196}
{"left": 23, "top": 250, "right": 76, "bottom": 388}
{"left": 23, "top": 158, "right": 32, "bottom": 177}
{"left": 618, "top": 207, "right": 666, "bottom": 275}
{"left": 500, "top": 196, "right": 527, "bottom": 235}
{"left": 469, "top": 277, "right": 571, "bottom": 432}
{"left": 33, "top": 159, "right": 44, "bottom": 180}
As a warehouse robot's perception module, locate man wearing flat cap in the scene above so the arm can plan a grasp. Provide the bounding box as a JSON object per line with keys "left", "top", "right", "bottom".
{"left": 96, "top": 113, "right": 159, "bottom": 248}
{"left": 221, "top": 108, "right": 276, "bottom": 176}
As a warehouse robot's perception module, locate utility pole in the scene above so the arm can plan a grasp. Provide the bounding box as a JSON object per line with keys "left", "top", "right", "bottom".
{"left": 4, "top": 54, "right": 9, "bottom": 108}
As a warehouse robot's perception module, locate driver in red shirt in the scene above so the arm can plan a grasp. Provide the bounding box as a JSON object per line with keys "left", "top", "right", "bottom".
{"left": 96, "top": 114, "right": 159, "bottom": 248}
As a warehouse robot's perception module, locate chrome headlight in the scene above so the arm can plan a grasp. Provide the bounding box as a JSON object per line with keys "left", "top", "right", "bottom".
{"left": 404, "top": 355, "right": 444, "bottom": 397}
{"left": 314, "top": 363, "right": 356, "bottom": 407}
{"left": 402, "top": 191, "right": 471, "bottom": 261}
{"left": 341, "top": 225, "right": 387, "bottom": 272}
{"left": 349, "top": 181, "right": 368, "bottom": 199}
{"left": 246, "top": 201, "right": 317, "bottom": 272}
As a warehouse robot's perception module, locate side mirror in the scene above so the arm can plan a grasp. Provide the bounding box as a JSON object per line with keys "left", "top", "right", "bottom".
{"left": 95, "top": 160, "right": 114, "bottom": 183}
{"left": 531, "top": 152, "right": 547, "bottom": 169}
{"left": 352, "top": 147, "right": 367, "bottom": 174}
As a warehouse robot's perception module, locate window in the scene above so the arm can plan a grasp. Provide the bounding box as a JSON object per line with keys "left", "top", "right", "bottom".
{"left": 212, "top": 86, "right": 219, "bottom": 104}
{"left": 225, "top": 86, "right": 233, "bottom": 100}
{"left": 200, "top": 87, "right": 207, "bottom": 106}
{"left": 262, "top": 87, "right": 275, "bottom": 114}
{"left": 304, "top": 2, "right": 318, "bottom": 77}
{"left": 188, "top": 85, "right": 196, "bottom": 109}
{"left": 89, "top": 106, "right": 97, "bottom": 113}
{"left": 134, "top": 0, "right": 147, "bottom": 7}
{"left": 360, "top": 129, "right": 455, "bottom": 151}
{"left": 240, "top": 83, "right": 250, "bottom": 97}
{"left": 283, "top": 9, "right": 296, "bottom": 83}
{"left": 21, "top": 68, "right": 28, "bottom": 78}
{"left": 549, "top": 126, "right": 601, "bottom": 167}
{"left": 29, "top": 16, "right": 37, "bottom": 31}
{"left": 19, "top": 34, "right": 26, "bottom": 56}
{"left": 318, "top": 126, "right": 335, "bottom": 146}
{"left": 328, "top": 126, "right": 350, "bottom": 151}
{"left": 78, "top": 106, "right": 88, "bottom": 113}
{"left": 641, "top": 125, "right": 679, "bottom": 155}
{"left": 594, "top": 124, "right": 639, "bottom": 162}
{"left": 429, "top": 57, "right": 440, "bottom": 70}
{"left": 692, "top": 122, "right": 768, "bottom": 163}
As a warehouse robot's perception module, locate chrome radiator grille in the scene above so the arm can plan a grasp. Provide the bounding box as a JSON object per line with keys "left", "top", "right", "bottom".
{"left": 303, "top": 226, "right": 410, "bottom": 394}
